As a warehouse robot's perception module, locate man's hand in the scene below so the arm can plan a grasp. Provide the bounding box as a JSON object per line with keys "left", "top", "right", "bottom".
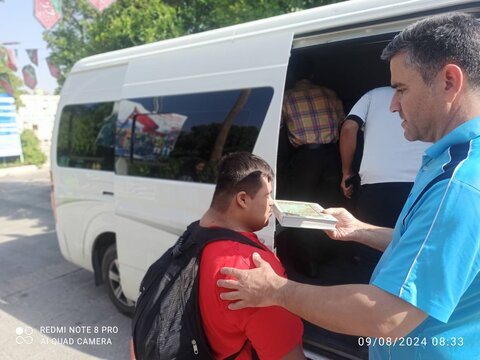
{"left": 341, "top": 174, "right": 354, "bottom": 199}
{"left": 217, "top": 252, "right": 287, "bottom": 310}
{"left": 323, "top": 207, "right": 364, "bottom": 241}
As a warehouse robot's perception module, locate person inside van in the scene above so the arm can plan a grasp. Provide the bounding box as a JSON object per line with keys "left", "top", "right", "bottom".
{"left": 199, "top": 152, "right": 305, "bottom": 359}
{"left": 281, "top": 57, "right": 344, "bottom": 208}
{"left": 218, "top": 13, "right": 480, "bottom": 359}
{"left": 340, "top": 86, "right": 429, "bottom": 228}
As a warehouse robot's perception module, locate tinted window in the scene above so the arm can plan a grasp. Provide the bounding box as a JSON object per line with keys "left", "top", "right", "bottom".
{"left": 115, "top": 87, "right": 273, "bottom": 183}
{"left": 57, "top": 103, "right": 115, "bottom": 171}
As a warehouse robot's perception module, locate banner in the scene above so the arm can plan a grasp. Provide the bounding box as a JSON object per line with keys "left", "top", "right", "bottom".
{"left": 22, "top": 65, "right": 38, "bottom": 89}
{"left": 0, "top": 47, "right": 18, "bottom": 72}
{"left": 0, "top": 74, "right": 14, "bottom": 95}
{"left": 0, "top": 94, "right": 23, "bottom": 158}
{"left": 26, "top": 49, "right": 39, "bottom": 66}
{"left": 47, "top": 57, "right": 60, "bottom": 79}
{"left": 88, "top": 0, "right": 116, "bottom": 11}
{"left": 34, "top": 0, "right": 62, "bottom": 30}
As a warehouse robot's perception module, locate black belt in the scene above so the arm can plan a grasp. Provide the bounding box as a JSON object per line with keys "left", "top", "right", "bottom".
{"left": 297, "top": 142, "right": 337, "bottom": 150}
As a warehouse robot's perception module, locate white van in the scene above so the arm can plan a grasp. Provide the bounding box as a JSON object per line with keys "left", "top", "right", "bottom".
{"left": 50, "top": 0, "right": 480, "bottom": 358}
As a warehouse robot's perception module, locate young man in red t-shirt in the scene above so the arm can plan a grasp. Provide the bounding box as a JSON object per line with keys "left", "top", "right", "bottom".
{"left": 198, "top": 152, "right": 305, "bottom": 360}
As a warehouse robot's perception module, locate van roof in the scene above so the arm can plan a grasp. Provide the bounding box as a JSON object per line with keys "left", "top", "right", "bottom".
{"left": 71, "top": 0, "right": 475, "bottom": 73}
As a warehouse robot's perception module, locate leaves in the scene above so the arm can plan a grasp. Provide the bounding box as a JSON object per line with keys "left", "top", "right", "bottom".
{"left": 43, "top": 0, "right": 346, "bottom": 91}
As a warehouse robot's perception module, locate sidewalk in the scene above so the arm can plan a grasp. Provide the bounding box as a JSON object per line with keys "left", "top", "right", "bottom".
{"left": 0, "top": 164, "right": 49, "bottom": 178}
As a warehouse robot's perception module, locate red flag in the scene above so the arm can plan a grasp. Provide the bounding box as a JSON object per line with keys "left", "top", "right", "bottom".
{"left": 34, "top": 0, "right": 62, "bottom": 30}
{"left": 88, "top": 0, "right": 116, "bottom": 11}
{"left": 0, "top": 73, "right": 14, "bottom": 95}
{"left": 22, "top": 65, "right": 38, "bottom": 90}
{"left": 26, "top": 49, "right": 39, "bottom": 66}
{"left": 0, "top": 47, "right": 17, "bottom": 72}
{"left": 47, "top": 57, "right": 60, "bottom": 79}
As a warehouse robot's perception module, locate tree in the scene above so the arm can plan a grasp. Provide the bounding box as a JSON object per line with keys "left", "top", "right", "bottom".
{"left": 166, "top": 0, "right": 345, "bottom": 34}
{"left": 43, "top": 0, "right": 182, "bottom": 89}
{"left": 44, "top": 0, "right": 347, "bottom": 91}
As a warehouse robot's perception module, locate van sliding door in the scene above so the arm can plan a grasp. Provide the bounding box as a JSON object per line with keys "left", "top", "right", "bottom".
{"left": 114, "top": 30, "right": 293, "bottom": 301}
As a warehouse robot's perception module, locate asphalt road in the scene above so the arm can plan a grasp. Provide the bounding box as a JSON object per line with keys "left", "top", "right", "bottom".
{"left": 0, "top": 167, "right": 130, "bottom": 360}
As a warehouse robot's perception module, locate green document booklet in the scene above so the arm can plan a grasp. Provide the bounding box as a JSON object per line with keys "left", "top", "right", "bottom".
{"left": 272, "top": 200, "right": 338, "bottom": 230}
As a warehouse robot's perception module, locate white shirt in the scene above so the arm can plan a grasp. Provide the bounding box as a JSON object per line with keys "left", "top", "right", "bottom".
{"left": 347, "top": 87, "right": 430, "bottom": 185}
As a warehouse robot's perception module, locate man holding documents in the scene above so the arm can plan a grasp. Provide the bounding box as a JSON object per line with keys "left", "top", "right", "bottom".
{"left": 218, "top": 13, "right": 480, "bottom": 359}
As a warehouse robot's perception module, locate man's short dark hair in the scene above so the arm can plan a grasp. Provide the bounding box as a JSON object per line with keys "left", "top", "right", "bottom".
{"left": 381, "top": 12, "right": 480, "bottom": 89}
{"left": 211, "top": 152, "right": 274, "bottom": 211}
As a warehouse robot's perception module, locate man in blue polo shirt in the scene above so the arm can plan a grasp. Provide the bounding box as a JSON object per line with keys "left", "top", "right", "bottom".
{"left": 217, "top": 12, "right": 480, "bottom": 359}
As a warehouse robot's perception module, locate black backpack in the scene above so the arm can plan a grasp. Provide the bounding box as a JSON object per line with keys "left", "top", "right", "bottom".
{"left": 132, "top": 221, "right": 264, "bottom": 360}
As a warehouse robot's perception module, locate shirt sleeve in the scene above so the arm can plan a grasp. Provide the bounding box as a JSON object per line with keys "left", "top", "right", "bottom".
{"left": 371, "top": 179, "right": 480, "bottom": 323}
{"left": 347, "top": 90, "right": 371, "bottom": 124}
{"left": 216, "top": 244, "right": 304, "bottom": 360}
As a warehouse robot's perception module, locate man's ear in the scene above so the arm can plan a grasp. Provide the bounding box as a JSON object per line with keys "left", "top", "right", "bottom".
{"left": 235, "top": 191, "right": 249, "bottom": 209}
{"left": 442, "top": 64, "right": 463, "bottom": 103}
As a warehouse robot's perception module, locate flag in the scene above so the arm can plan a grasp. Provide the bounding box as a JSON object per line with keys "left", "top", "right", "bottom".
{"left": 88, "top": 0, "right": 116, "bottom": 11}
{"left": 22, "top": 65, "right": 38, "bottom": 90}
{"left": 34, "top": 0, "right": 62, "bottom": 30}
{"left": 0, "top": 47, "right": 17, "bottom": 72}
{"left": 0, "top": 74, "right": 14, "bottom": 95}
{"left": 47, "top": 57, "right": 60, "bottom": 79}
{"left": 26, "top": 49, "right": 39, "bottom": 66}
{"left": 0, "top": 47, "right": 7, "bottom": 65}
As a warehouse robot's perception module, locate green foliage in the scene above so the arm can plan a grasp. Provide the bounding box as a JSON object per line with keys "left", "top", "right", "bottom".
{"left": 44, "top": 0, "right": 347, "bottom": 91}
{"left": 166, "top": 0, "right": 344, "bottom": 34}
{"left": 20, "top": 129, "right": 47, "bottom": 166}
{"left": 0, "top": 63, "right": 25, "bottom": 108}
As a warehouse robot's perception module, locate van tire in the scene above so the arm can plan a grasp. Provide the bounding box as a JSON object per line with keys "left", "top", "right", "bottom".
{"left": 102, "top": 244, "right": 135, "bottom": 316}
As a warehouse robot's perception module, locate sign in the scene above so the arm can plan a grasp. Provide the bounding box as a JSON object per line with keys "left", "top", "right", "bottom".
{"left": 34, "top": 0, "right": 62, "bottom": 30}
{"left": 88, "top": 0, "right": 116, "bottom": 11}
{"left": 0, "top": 95, "right": 23, "bottom": 158}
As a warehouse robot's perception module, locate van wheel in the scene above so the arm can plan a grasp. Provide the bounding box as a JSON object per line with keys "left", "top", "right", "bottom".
{"left": 102, "top": 244, "right": 135, "bottom": 316}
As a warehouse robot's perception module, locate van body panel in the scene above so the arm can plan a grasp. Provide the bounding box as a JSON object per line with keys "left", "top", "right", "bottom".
{"left": 53, "top": 170, "right": 114, "bottom": 268}
{"left": 115, "top": 31, "right": 293, "bottom": 301}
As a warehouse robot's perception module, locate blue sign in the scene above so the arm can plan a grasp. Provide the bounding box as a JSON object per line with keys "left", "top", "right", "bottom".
{"left": 0, "top": 94, "right": 23, "bottom": 158}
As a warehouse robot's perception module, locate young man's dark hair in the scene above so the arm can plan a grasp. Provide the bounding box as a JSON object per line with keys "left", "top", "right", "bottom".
{"left": 211, "top": 152, "right": 274, "bottom": 212}
{"left": 381, "top": 12, "right": 480, "bottom": 88}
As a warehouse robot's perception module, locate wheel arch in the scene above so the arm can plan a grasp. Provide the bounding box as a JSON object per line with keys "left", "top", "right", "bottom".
{"left": 92, "top": 232, "right": 116, "bottom": 286}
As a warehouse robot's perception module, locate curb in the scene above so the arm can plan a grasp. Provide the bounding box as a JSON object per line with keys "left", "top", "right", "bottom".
{"left": 0, "top": 164, "right": 49, "bottom": 178}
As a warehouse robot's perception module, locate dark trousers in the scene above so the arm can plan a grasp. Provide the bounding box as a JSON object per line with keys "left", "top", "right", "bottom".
{"left": 288, "top": 144, "right": 344, "bottom": 208}
{"left": 356, "top": 182, "right": 414, "bottom": 228}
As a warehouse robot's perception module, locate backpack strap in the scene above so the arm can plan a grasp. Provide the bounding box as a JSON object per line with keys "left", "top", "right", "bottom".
{"left": 190, "top": 221, "right": 265, "bottom": 251}
{"left": 188, "top": 221, "right": 265, "bottom": 360}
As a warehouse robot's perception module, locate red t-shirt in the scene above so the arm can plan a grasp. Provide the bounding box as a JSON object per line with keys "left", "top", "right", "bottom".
{"left": 199, "top": 232, "right": 304, "bottom": 360}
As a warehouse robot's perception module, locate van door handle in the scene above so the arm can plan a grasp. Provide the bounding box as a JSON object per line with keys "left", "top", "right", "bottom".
{"left": 102, "top": 191, "right": 114, "bottom": 196}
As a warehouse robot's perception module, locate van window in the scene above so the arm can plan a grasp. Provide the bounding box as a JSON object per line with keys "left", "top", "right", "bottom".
{"left": 57, "top": 102, "right": 115, "bottom": 171}
{"left": 115, "top": 87, "right": 273, "bottom": 182}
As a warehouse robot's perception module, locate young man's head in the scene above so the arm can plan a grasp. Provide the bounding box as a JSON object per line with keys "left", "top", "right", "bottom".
{"left": 211, "top": 152, "right": 274, "bottom": 232}
{"left": 381, "top": 13, "right": 480, "bottom": 142}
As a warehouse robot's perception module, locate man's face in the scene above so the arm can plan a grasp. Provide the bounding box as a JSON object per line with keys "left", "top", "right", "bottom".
{"left": 245, "top": 176, "right": 273, "bottom": 232}
{"left": 389, "top": 53, "right": 441, "bottom": 142}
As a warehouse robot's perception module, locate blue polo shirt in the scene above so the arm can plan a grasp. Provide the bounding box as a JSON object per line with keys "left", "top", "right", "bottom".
{"left": 369, "top": 117, "right": 480, "bottom": 359}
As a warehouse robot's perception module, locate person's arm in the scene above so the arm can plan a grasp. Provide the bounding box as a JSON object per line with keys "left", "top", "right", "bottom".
{"left": 130, "top": 337, "right": 136, "bottom": 360}
{"left": 218, "top": 254, "right": 427, "bottom": 339}
{"left": 322, "top": 207, "right": 393, "bottom": 252}
{"left": 339, "top": 119, "right": 360, "bottom": 199}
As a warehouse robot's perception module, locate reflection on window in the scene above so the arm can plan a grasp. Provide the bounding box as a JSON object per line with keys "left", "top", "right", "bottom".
{"left": 115, "top": 88, "right": 273, "bottom": 183}
{"left": 57, "top": 102, "right": 115, "bottom": 170}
